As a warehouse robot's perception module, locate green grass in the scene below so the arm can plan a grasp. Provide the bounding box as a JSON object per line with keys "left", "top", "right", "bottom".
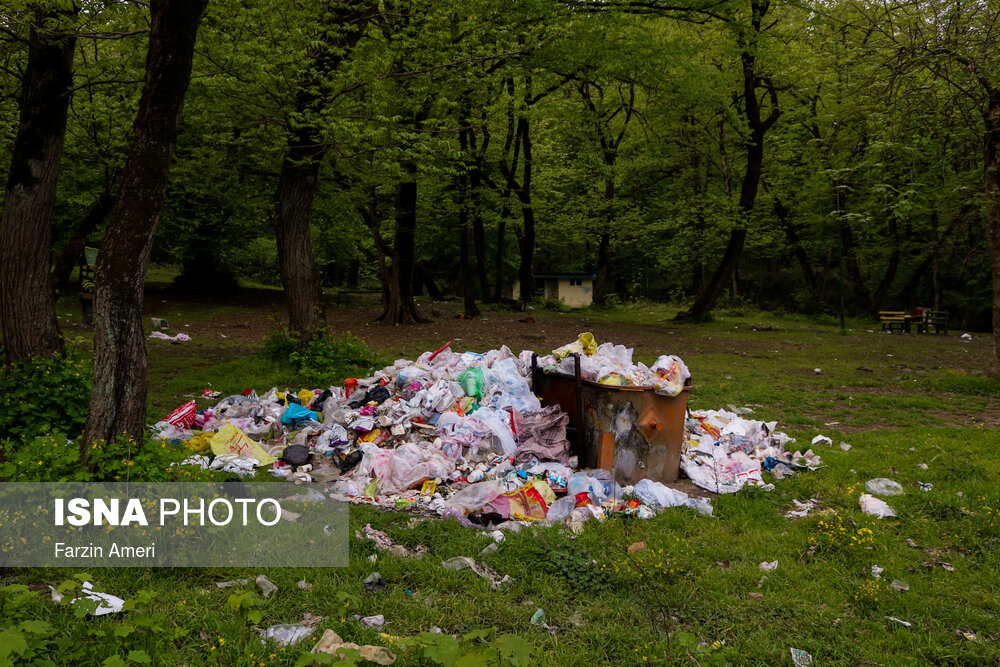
{"left": 4, "top": 297, "right": 999, "bottom": 664}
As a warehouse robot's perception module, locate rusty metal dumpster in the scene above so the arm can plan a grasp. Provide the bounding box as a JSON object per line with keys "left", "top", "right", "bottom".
{"left": 530, "top": 353, "right": 690, "bottom": 484}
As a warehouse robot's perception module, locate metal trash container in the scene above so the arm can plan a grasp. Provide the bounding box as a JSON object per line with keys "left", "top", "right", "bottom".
{"left": 531, "top": 353, "right": 690, "bottom": 484}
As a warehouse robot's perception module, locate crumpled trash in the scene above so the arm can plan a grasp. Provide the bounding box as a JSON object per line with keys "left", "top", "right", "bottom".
{"left": 891, "top": 579, "right": 909, "bottom": 592}
{"left": 358, "top": 523, "right": 426, "bottom": 559}
{"left": 871, "top": 564, "right": 884, "bottom": 579}
{"left": 363, "top": 572, "right": 385, "bottom": 593}
{"left": 311, "top": 629, "right": 396, "bottom": 665}
{"left": 49, "top": 581, "right": 124, "bottom": 616}
{"left": 260, "top": 623, "right": 314, "bottom": 647}
{"left": 759, "top": 560, "right": 778, "bottom": 572}
{"left": 149, "top": 331, "right": 191, "bottom": 342}
{"left": 209, "top": 454, "right": 259, "bottom": 476}
{"left": 811, "top": 435, "right": 832, "bottom": 446}
{"left": 785, "top": 498, "right": 817, "bottom": 519}
{"left": 885, "top": 616, "right": 912, "bottom": 627}
{"left": 790, "top": 648, "right": 812, "bottom": 666}
{"left": 865, "top": 478, "right": 903, "bottom": 496}
{"left": 215, "top": 578, "right": 249, "bottom": 589}
{"left": 441, "top": 556, "right": 510, "bottom": 589}
{"left": 359, "top": 614, "right": 384, "bottom": 628}
{"left": 256, "top": 575, "right": 278, "bottom": 599}
{"left": 859, "top": 493, "right": 896, "bottom": 518}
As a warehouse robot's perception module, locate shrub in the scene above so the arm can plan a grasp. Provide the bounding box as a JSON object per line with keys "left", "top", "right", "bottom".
{"left": 260, "top": 328, "right": 383, "bottom": 387}
{"left": 0, "top": 352, "right": 89, "bottom": 443}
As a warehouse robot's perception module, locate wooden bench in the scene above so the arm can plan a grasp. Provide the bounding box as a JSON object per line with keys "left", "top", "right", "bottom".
{"left": 878, "top": 310, "right": 908, "bottom": 332}
{"left": 920, "top": 309, "right": 948, "bottom": 334}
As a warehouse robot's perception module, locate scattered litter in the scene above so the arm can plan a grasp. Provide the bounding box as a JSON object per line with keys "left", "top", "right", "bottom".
{"left": 960, "top": 630, "right": 976, "bottom": 641}
{"left": 747, "top": 592, "right": 764, "bottom": 599}
{"left": 441, "top": 556, "right": 510, "bottom": 589}
{"left": 297, "top": 580, "right": 312, "bottom": 591}
{"left": 759, "top": 560, "right": 778, "bottom": 572}
{"left": 839, "top": 443, "right": 852, "bottom": 451}
{"left": 811, "top": 435, "right": 832, "bottom": 446}
{"left": 865, "top": 478, "right": 904, "bottom": 496}
{"left": 885, "top": 616, "right": 912, "bottom": 627}
{"left": 363, "top": 572, "right": 385, "bottom": 593}
{"left": 214, "top": 578, "right": 249, "bottom": 589}
{"left": 479, "top": 542, "right": 499, "bottom": 558}
{"left": 922, "top": 559, "right": 954, "bottom": 572}
{"left": 48, "top": 581, "right": 124, "bottom": 616}
{"left": 859, "top": 494, "right": 896, "bottom": 518}
{"left": 149, "top": 331, "right": 190, "bottom": 342}
{"left": 960, "top": 333, "right": 972, "bottom": 341}
{"left": 150, "top": 317, "right": 169, "bottom": 330}
{"left": 785, "top": 499, "right": 817, "bottom": 519}
{"left": 906, "top": 538, "right": 919, "bottom": 548}
{"left": 916, "top": 463, "right": 928, "bottom": 470}
{"left": 813, "top": 368, "right": 822, "bottom": 374}
{"left": 530, "top": 608, "right": 546, "bottom": 625}
{"left": 871, "top": 565, "right": 884, "bottom": 579}
{"left": 891, "top": 580, "right": 909, "bottom": 592}
{"left": 260, "top": 623, "right": 314, "bottom": 647}
{"left": 360, "top": 614, "right": 385, "bottom": 629}
{"left": 790, "top": 647, "right": 812, "bottom": 666}
{"left": 919, "top": 482, "right": 932, "bottom": 492}
{"left": 311, "top": 629, "right": 396, "bottom": 665}
{"left": 255, "top": 575, "right": 278, "bottom": 599}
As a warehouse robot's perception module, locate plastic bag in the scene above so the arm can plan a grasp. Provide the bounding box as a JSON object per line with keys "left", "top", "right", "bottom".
{"left": 552, "top": 332, "right": 597, "bottom": 360}
{"left": 209, "top": 423, "right": 276, "bottom": 465}
{"left": 483, "top": 480, "right": 555, "bottom": 521}
{"left": 280, "top": 403, "right": 318, "bottom": 425}
{"left": 485, "top": 358, "right": 540, "bottom": 412}
{"left": 650, "top": 355, "right": 690, "bottom": 397}
{"left": 163, "top": 400, "right": 197, "bottom": 428}
{"left": 545, "top": 495, "right": 577, "bottom": 522}
{"left": 457, "top": 367, "right": 485, "bottom": 400}
{"left": 444, "top": 480, "right": 503, "bottom": 513}
{"left": 859, "top": 493, "right": 896, "bottom": 518}
{"left": 865, "top": 478, "right": 904, "bottom": 496}
{"left": 634, "top": 479, "right": 689, "bottom": 508}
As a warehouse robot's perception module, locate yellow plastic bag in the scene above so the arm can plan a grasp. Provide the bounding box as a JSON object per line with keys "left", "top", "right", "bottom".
{"left": 184, "top": 432, "right": 214, "bottom": 453}
{"left": 209, "top": 423, "right": 276, "bottom": 465}
{"left": 297, "top": 388, "right": 315, "bottom": 405}
{"left": 553, "top": 332, "right": 598, "bottom": 360}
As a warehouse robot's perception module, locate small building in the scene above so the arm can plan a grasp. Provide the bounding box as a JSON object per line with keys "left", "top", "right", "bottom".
{"left": 512, "top": 273, "right": 596, "bottom": 308}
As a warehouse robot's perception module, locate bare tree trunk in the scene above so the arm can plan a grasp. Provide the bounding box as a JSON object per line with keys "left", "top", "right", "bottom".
{"left": 273, "top": 3, "right": 375, "bottom": 338}
{"left": 594, "top": 231, "right": 611, "bottom": 306}
{"left": 378, "top": 165, "right": 426, "bottom": 324}
{"left": 868, "top": 214, "right": 900, "bottom": 314}
{"left": 774, "top": 199, "right": 816, "bottom": 295}
{"left": 274, "top": 147, "right": 325, "bottom": 336}
{"left": 492, "top": 197, "right": 510, "bottom": 302}
{"left": 82, "top": 0, "right": 208, "bottom": 455}
{"left": 984, "top": 90, "right": 1000, "bottom": 374}
{"left": 459, "top": 127, "right": 479, "bottom": 317}
{"left": 680, "top": 0, "right": 778, "bottom": 321}
{"left": 0, "top": 7, "right": 76, "bottom": 366}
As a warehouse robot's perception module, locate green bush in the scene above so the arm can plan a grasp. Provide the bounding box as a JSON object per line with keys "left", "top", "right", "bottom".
{"left": 260, "top": 328, "right": 384, "bottom": 387}
{"left": 0, "top": 431, "right": 219, "bottom": 482}
{"left": 0, "top": 352, "right": 89, "bottom": 443}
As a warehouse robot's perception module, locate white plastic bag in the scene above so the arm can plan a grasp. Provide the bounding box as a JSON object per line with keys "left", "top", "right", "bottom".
{"left": 859, "top": 493, "right": 896, "bottom": 518}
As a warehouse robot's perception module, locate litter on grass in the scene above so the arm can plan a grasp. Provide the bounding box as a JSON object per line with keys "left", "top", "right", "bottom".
{"left": 155, "top": 334, "right": 820, "bottom": 530}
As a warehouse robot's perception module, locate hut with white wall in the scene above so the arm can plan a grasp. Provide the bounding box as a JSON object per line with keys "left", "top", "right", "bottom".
{"left": 512, "top": 273, "right": 596, "bottom": 307}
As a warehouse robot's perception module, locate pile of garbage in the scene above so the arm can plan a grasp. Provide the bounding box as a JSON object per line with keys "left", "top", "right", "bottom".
{"left": 156, "top": 334, "right": 812, "bottom": 528}
{"left": 682, "top": 408, "right": 823, "bottom": 494}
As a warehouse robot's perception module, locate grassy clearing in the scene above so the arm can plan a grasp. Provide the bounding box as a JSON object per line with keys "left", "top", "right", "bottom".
{"left": 4, "top": 294, "right": 999, "bottom": 665}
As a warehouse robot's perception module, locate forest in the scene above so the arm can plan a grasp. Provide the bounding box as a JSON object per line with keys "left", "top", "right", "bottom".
{"left": 1, "top": 0, "right": 999, "bottom": 446}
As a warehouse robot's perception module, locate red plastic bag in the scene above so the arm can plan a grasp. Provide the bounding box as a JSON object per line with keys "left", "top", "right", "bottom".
{"left": 164, "top": 400, "right": 197, "bottom": 429}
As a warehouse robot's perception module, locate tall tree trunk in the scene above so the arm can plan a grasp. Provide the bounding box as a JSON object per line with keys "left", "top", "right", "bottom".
{"left": 82, "top": 0, "right": 208, "bottom": 455}
{"left": 513, "top": 118, "right": 535, "bottom": 301}
{"left": 492, "top": 197, "right": 510, "bottom": 302}
{"left": 680, "top": 0, "right": 778, "bottom": 321}
{"left": 593, "top": 176, "right": 613, "bottom": 306}
{"left": 274, "top": 146, "right": 325, "bottom": 336}
{"left": 51, "top": 191, "right": 114, "bottom": 294}
{"left": 774, "top": 199, "right": 817, "bottom": 294}
{"left": 458, "top": 127, "right": 479, "bottom": 317}
{"left": 273, "top": 3, "right": 374, "bottom": 338}
{"left": 984, "top": 89, "right": 1000, "bottom": 374}
{"left": 378, "top": 164, "right": 426, "bottom": 324}
{"left": 470, "top": 163, "right": 490, "bottom": 300}
{"left": 841, "top": 218, "right": 871, "bottom": 311}
{"left": 869, "top": 213, "right": 901, "bottom": 314}
{"left": 0, "top": 7, "right": 76, "bottom": 366}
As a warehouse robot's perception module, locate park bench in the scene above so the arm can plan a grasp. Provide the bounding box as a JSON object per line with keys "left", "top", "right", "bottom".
{"left": 878, "top": 310, "right": 908, "bottom": 332}
{"left": 919, "top": 309, "right": 948, "bottom": 334}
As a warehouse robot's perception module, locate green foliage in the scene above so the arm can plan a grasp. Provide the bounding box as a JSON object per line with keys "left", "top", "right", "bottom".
{"left": 0, "top": 432, "right": 214, "bottom": 482}
{"left": 537, "top": 296, "right": 568, "bottom": 312}
{"left": 525, "top": 535, "right": 608, "bottom": 592}
{"left": 0, "top": 352, "right": 89, "bottom": 443}
{"left": 260, "top": 328, "right": 384, "bottom": 387}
